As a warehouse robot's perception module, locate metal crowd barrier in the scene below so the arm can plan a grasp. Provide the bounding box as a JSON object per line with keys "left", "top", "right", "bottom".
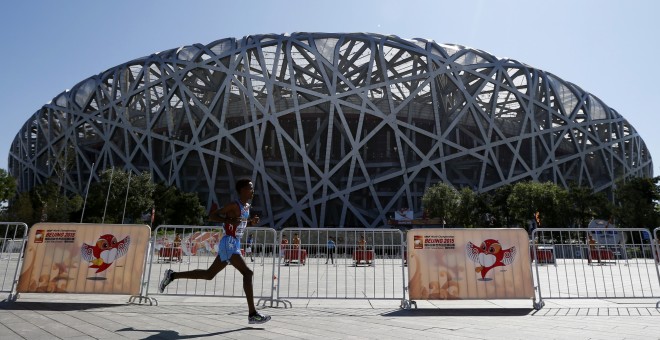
{"left": 128, "top": 239, "right": 156, "bottom": 305}
{"left": 531, "top": 228, "right": 660, "bottom": 308}
{"left": 0, "top": 222, "right": 28, "bottom": 301}
{"left": 144, "top": 225, "right": 279, "bottom": 305}
{"left": 275, "top": 228, "right": 408, "bottom": 308}
{"left": 655, "top": 227, "right": 660, "bottom": 308}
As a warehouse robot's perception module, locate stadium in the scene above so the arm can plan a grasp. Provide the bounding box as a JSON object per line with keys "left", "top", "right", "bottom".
{"left": 8, "top": 32, "right": 652, "bottom": 228}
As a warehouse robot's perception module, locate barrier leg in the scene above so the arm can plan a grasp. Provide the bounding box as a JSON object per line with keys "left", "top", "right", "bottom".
{"left": 256, "top": 231, "right": 291, "bottom": 308}
{"left": 400, "top": 298, "right": 417, "bottom": 310}
{"left": 127, "top": 239, "right": 158, "bottom": 306}
{"left": 530, "top": 232, "right": 545, "bottom": 310}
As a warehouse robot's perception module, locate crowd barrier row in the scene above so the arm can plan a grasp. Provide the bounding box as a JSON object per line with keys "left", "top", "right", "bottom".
{"left": 143, "top": 226, "right": 409, "bottom": 308}
{"left": 531, "top": 228, "right": 660, "bottom": 309}
{"left": 9, "top": 223, "right": 150, "bottom": 304}
{"left": 143, "top": 225, "right": 278, "bottom": 306}
{"left": 3, "top": 222, "right": 660, "bottom": 310}
{"left": 406, "top": 228, "right": 535, "bottom": 308}
{"left": 654, "top": 227, "right": 660, "bottom": 308}
{"left": 0, "top": 223, "right": 28, "bottom": 301}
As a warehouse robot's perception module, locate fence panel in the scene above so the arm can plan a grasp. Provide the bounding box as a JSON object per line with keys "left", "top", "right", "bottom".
{"left": 0, "top": 223, "right": 28, "bottom": 301}
{"left": 655, "top": 227, "right": 660, "bottom": 308}
{"left": 275, "top": 228, "right": 407, "bottom": 307}
{"left": 531, "top": 228, "right": 660, "bottom": 308}
{"left": 407, "top": 228, "right": 535, "bottom": 309}
{"left": 145, "top": 225, "right": 278, "bottom": 304}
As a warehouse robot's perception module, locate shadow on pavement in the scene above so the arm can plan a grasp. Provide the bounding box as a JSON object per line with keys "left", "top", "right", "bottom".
{"left": 0, "top": 301, "right": 124, "bottom": 312}
{"left": 117, "top": 327, "right": 263, "bottom": 339}
{"left": 530, "top": 307, "right": 660, "bottom": 316}
{"left": 382, "top": 308, "right": 534, "bottom": 317}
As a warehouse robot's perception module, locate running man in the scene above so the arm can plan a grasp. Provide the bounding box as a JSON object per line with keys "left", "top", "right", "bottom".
{"left": 158, "top": 179, "right": 270, "bottom": 324}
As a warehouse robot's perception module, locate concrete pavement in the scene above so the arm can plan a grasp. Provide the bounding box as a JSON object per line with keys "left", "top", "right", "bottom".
{"left": 1, "top": 294, "right": 659, "bottom": 339}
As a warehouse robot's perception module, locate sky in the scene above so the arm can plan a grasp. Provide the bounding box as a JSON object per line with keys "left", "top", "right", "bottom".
{"left": 1, "top": 0, "right": 659, "bottom": 175}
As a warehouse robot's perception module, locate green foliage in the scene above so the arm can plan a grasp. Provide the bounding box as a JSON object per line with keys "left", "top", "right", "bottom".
{"left": 4, "top": 181, "right": 81, "bottom": 224}
{"left": 421, "top": 182, "right": 459, "bottom": 224}
{"left": 483, "top": 184, "right": 513, "bottom": 227}
{"left": 153, "top": 183, "right": 206, "bottom": 226}
{"left": 32, "top": 181, "right": 83, "bottom": 223}
{"left": 566, "top": 182, "right": 612, "bottom": 228}
{"left": 4, "top": 168, "right": 206, "bottom": 227}
{"left": 0, "top": 169, "right": 16, "bottom": 202}
{"left": 83, "top": 169, "right": 155, "bottom": 223}
{"left": 614, "top": 176, "right": 660, "bottom": 229}
{"left": 7, "top": 192, "right": 34, "bottom": 224}
{"left": 454, "top": 187, "right": 484, "bottom": 228}
{"left": 507, "top": 181, "right": 568, "bottom": 228}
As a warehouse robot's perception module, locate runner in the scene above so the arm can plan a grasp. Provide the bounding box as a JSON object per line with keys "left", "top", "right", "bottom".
{"left": 158, "top": 179, "right": 270, "bottom": 324}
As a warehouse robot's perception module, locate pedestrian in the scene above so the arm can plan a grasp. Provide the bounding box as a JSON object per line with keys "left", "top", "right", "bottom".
{"left": 246, "top": 233, "right": 255, "bottom": 262}
{"left": 326, "top": 236, "right": 335, "bottom": 264}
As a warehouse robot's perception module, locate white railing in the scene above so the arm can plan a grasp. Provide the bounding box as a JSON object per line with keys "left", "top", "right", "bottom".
{"left": 531, "top": 227, "right": 660, "bottom": 308}
{"left": 0, "top": 222, "right": 28, "bottom": 301}
{"left": 275, "top": 228, "right": 408, "bottom": 308}
{"left": 144, "top": 225, "right": 279, "bottom": 306}
{"left": 654, "top": 227, "right": 660, "bottom": 308}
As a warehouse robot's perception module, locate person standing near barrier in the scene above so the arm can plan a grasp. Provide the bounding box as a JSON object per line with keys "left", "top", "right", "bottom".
{"left": 358, "top": 235, "right": 367, "bottom": 250}
{"left": 280, "top": 236, "right": 289, "bottom": 264}
{"left": 284, "top": 233, "right": 302, "bottom": 266}
{"left": 173, "top": 234, "right": 182, "bottom": 262}
{"left": 292, "top": 233, "right": 301, "bottom": 248}
{"left": 326, "top": 236, "right": 335, "bottom": 264}
{"left": 357, "top": 235, "right": 371, "bottom": 265}
{"left": 158, "top": 179, "right": 270, "bottom": 324}
{"left": 587, "top": 233, "right": 601, "bottom": 265}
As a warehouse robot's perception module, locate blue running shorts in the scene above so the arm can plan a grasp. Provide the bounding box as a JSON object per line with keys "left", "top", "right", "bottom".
{"left": 218, "top": 236, "right": 241, "bottom": 262}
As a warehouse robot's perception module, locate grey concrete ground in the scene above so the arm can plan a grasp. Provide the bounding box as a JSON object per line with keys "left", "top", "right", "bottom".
{"left": 1, "top": 251, "right": 660, "bottom": 339}
{"left": 0, "top": 294, "right": 659, "bottom": 340}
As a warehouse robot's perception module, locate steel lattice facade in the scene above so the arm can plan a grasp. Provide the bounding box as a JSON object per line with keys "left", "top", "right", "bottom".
{"left": 8, "top": 33, "right": 653, "bottom": 228}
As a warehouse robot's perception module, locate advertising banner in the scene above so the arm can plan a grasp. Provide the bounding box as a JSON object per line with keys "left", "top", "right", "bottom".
{"left": 407, "top": 228, "right": 533, "bottom": 300}
{"left": 17, "top": 223, "right": 150, "bottom": 295}
{"left": 395, "top": 209, "right": 413, "bottom": 224}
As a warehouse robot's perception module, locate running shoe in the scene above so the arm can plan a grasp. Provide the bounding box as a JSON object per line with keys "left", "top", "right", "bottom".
{"left": 248, "top": 312, "right": 271, "bottom": 324}
{"left": 159, "top": 269, "right": 174, "bottom": 293}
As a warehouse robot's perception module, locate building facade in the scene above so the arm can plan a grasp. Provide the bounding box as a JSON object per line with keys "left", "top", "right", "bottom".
{"left": 9, "top": 33, "right": 653, "bottom": 228}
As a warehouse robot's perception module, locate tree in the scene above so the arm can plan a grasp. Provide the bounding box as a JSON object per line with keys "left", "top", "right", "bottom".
{"left": 7, "top": 192, "right": 35, "bottom": 225}
{"left": 83, "top": 169, "right": 155, "bottom": 223}
{"left": 614, "top": 177, "right": 660, "bottom": 230}
{"left": 421, "top": 182, "right": 459, "bottom": 226}
{"left": 507, "top": 181, "right": 568, "bottom": 229}
{"left": 566, "top": 182, "right": 612, "bottom": 228}
{"left": 0, "top": 169, "right": 17, "bottom": 202}
{"left": 31, "top": 181, "right": 83, "bottom": 223}
{"left": 153, "top": 183, "right": 206, "bottom": 226}
{"left": 455, "top": 187, "right": 481, "bottom": 228}
{"left": 485, "top": 184, "right": 514, "bottom": 228}
{"left": 172, "top": 191, "right": 206, "bottom": 225}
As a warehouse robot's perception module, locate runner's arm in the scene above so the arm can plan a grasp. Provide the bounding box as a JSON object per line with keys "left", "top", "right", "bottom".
{"left": 209, "top": 203, "right": 240, "bottom": 224}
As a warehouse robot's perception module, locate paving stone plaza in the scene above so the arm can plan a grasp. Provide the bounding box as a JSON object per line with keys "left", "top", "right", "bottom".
{"left": 2, "top": 245, "right": 660, "bottom": 339}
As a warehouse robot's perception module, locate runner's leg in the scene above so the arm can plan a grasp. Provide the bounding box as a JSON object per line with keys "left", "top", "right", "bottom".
{"left": 229, "top": 253, "right": 256, "bottom": 314}
{"left": 173, "top": 256, "right": 228, "bottom": 280}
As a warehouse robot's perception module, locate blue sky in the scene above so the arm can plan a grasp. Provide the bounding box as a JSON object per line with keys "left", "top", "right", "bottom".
{"left": 1, "top": 0, "right": 658, "bottom": 176}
